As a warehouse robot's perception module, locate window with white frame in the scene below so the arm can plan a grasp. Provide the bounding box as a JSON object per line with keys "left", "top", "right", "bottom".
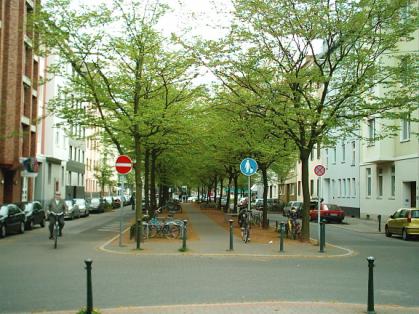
{"left": 338, "top": 179, "right": 342, "bottom": 197}
{"left": 352, "top": 178, "right": 356, "bottom": 197}
{"left": 367, "top": 168, "right": 372, "bottom": 197}
{"left": 401, "top": 116, "right": 410, "bottom": 141}
{"left": 341, "top": 142, "right": 346, "bottom": 163}
{"left": 391, "top": 166, "right": 395, "bottom": 197}
{"left": 347, "top": 178, "right": 351, "bottom": 197}
{"left": 378, "top": 168, "right": 383, "bottom": 197}
{"left": 333, "top": 147, "right": 337, "bottom": 164}
{"left": 351, "top": 141, "right": 356, "bottom": 165}
{"left": 325, "top": 149, "right": 329, "bottom": 168}
{"left": 332, "top": 179, "right": 335, "bottom": 198}
{"left": 343, "top": 179, "right": 346, "bottom": 197}
{"left": 367, "top": 119, "right": 375, "bottom": 143}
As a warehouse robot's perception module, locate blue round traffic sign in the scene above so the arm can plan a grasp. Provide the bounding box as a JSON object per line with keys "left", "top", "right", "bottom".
{"left": 240, "top": 158, "right": 258, "bottom": 176}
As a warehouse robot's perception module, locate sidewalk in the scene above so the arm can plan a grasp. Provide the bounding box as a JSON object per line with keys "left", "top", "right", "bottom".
{"left": 36, "top": 301, "right": 419, "bottom": 314}
{"left": 100, "top": 203, "right": 353, "bottom": 258}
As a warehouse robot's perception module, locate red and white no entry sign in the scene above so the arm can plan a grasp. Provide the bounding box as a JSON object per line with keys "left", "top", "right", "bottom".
{"left": 115, "top": 155, "right": 132, "bottom": 175}
{"left": 314, "top": 164, "right": 326, "bottom": 176}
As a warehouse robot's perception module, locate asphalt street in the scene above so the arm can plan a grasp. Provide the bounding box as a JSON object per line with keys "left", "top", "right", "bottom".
{"left": 0, "top": 205, "right": 418, "bottom": 314}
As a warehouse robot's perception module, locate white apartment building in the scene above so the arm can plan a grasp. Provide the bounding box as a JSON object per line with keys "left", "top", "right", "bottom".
{"left": 252, "top": 171, "right": 280, "bottom": 200}
{"left": 321, "top": 138, "right": 361, "bottom": 217}
{"left": 35, "top": 55, "right": 85, "bottom": 204}
{"left": 359, "top": 22, "right": 418, "bottom": 219}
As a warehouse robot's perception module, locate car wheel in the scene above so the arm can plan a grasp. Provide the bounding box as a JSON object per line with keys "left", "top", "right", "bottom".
{"left": 40, "top": 218, "right": 45, "bottom": 228}
{"left": 71, "top": 213, "right": 74, "bottom": 220}
{"left": 19, "top": 222, "right": 25, "bottom": 234}
{"left": 28, "top": 219, "right": 34, "bottom": 230}
{"left": 385, "top": 225, "right": 392, "bottom": 237}
{"left": 0, "top": 225, "right": 6, "bottom": 238}
{"left": 402, "top": 228, "right": 409, "bottom": 241}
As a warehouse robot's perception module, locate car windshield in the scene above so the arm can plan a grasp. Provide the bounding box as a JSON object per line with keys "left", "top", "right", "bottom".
{"left": 23, "top": 203, "right": 33, "bottom": 212}
{"left": 74, "top": 199, "right": 85, "bottom": 205}
{"left": 0, "top": 205, "right": 8, "bottom": 216}
{"left": 411, "top": 210, "right": 419, "bottom": 218}
{"left": 91, "top": 198, "right": 100, "bottom": 204}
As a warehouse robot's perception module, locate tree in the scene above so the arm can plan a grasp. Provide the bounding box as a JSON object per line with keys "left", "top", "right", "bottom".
{"left": 36, "top": 0, "right": 199, "bottom": 248}
{"left": 183, "top": 0, "right": 418, "bottom": 240}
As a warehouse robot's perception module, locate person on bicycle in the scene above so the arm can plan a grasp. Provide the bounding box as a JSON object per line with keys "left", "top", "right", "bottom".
{"left": 48, "top": 192, "right": 66, "bottom": 239}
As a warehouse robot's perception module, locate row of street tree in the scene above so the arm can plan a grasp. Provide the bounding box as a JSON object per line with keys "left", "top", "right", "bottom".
{"left": 35, "top": 0, "right": 417, "bottom": 243}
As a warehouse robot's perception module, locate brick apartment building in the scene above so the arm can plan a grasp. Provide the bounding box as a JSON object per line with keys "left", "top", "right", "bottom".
{"left": 0, "top": 0, "right": 40, "bottom": 203}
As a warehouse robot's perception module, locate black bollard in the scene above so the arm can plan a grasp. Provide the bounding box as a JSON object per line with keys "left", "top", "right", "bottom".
{"left": 319, "top": 222, "right": 325, "bottom": 253}
{"left": 377, "top": 215, "right": 381, "bottom": 233}
{"left": 84, "top": 259, "right": 93, "bottom": 314}
{"left": 279, "top": 222, "right": 285, "bottom": 252}
{"left": 229, "top": 219, "right": 234, "bottom": 251}
{"left": 182, "top": 220, "right": 188, "bottom": 251}
{"left": 275, "top": 220, "right": 278, "bottom": 232}
{"left": 136, "top": 220, "right": 141, "bottom": 250}
{"left": 367, "top": 256, "right": 376, "bottom": 314}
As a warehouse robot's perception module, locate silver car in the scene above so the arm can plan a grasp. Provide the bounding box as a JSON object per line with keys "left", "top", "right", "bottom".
{"left": 64, "top": 200, "right": 80, "bottom": 220}
{"left": 74, "top": 199, "right": 89, "bottom": 217}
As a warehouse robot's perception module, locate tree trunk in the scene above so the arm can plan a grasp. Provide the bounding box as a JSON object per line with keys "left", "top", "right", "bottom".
{"left": 150, "top": 149, "right": 157, "bottom": 210}
{"left": 218, "top": 177, "right": 223, "bottom": 210}
{"left": 144, "top": 148, "right": 150, "bottom": 211}
{"left": 300, "top": 150, "right": 311, "bottom": 241}
{"left": 213, "top": 175, "right": 217, "bottom": 203}
{"left": 225, "top": 172, "right": 233, "bottom": 213}
{"left": 233, "top": 173, "right": 239, "bottom": 213}
{"left": 261, "top": 165, "right": 269, "bottom": 229}
{"left": 134, "top": 133, "right": 143, "bottom": 249}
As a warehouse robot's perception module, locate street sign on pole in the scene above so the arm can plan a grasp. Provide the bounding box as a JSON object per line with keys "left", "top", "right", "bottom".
{"left": 314, "top": 164, "right": 326, "bottom": 246}
{"left": 115, "top": 155, "right": 133, "bottom": 175}
{"left": 240, "top": 158, "right": 258, "bottom": 176}
{"left": 314, "top": 164, "right": 326, "bottom": 177}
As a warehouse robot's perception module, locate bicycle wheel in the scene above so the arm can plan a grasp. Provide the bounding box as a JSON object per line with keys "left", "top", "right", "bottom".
{"left": 54, "top": 224, "right": 58, "bottom": 249}
{"left": 244, "top": 226, "right": 250, "bottom": 243}
{"left": 165, "top": 224, "right": 180, "bottom": 239}
{"left": 148, "top": 225, "right": 158, "bottom": 238}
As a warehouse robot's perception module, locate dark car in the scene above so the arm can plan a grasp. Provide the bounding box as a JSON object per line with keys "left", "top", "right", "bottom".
{"left": 19, "top": 201, "right": 46, "bottom": 230}
{"left": 88, "top": 197, "right": 106, "bottom": 213}
{"left": 73, "top": 198, "right": 89, "bottom": 217}
{"left": 113, "top": 196, "right": 122, "bottom": 208}
{"left": 0, "top": 204, "right": 26, "bottom": 238}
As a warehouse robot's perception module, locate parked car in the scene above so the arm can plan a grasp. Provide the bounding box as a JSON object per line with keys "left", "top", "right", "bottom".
{"left": 385, "top": 208, "right": 419, "bottom": 240}
{"left": 73, "top": 199, "right": 89, "bottom": 217}
{"left": 64, "top": 200, "right": 80, "bottom": 220}
{"left": 88, "top": 197, "right": 106, "bottom": 213}
{"left": 113, "top": 196, "right": 122, "bottom": 208}
{"left": 103, "top": 196, "right": 114, "bottom": 209}
{"left": 19, "top": 201, "right": 46, "bottom": 230}
{"left": 251, "top": 199, "right": 263, "bottom": 210}
{"left": 309, "top": 203, "right": 345, "bottom": 223}
{"left": 187, "top": 196, "right": 198, "bottom": 202}
{"left": 0, "top": 204, "right": 26, "bottom": 237}
{"left": 283, "top": 201, "right": 303, "bottom": 217}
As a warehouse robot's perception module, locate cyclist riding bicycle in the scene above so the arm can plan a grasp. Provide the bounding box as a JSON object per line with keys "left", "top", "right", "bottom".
{"left": 47, "top": 192, "right": 66, "bottom": 239}
{"left": 287, "top": 208, "right": 301, "bottom": 239}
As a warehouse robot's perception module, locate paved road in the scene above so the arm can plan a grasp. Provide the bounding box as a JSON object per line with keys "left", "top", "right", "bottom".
{"left": 0, "top": 204, "right": 417, "bottom": 314}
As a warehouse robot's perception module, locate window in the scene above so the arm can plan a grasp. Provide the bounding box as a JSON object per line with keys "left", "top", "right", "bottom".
{"left": 310, "top": 180, "right": 314, "bottom": 196}
{"left": 48, "top": 163, "right": 51, "bottom": 184}
{"left": 310, "top": 148, "right": 314, "bottom": 161}
{"left": 401, "top": 116, "right": 410, "bottom": 141}
{"left": 367, "top": 168, "right": 372, "bottom": 197}
{"left": 347, "top": 178, "right": 351, "bottom": 197}
{"left": 56, "top": 131, "right": 59, "bottom": 145}
{"left": 352, "top": 178, "right": 356, "bottom": 197}
{"left": 325, "top": 149, "right": 329, "bottom": 168}
{"left": 333, "top": 148, "right": 337, "bottom": 164}
{"left": 332, "top": 179, "right": 335, "bottom": 198}
{"left": 338, "top": 179, "right": 341, "bottom": 197}
{"left": 61, "top": 166, "right": 64, "bottom": 184}
{"left": 367, "top": 119, "right": 375, "bottom": 144}
{"left": 343, "top": 179, "right": 346, "bottom": 197}
{"left": 69, "top": 146, "right": 73, "bottom": 160}
{"left": 68, "top": 171, "right": 72, "bottom": 185}
{"left": 351, "top": 141, "right": 356, "bottom": 165}
{"left": 297, "top": 181, "right": 301, "bottom": 196}
{"left": 81, "top": 150, "right": 84, "bottom": 163}
{"left": 317, "top": 145, "right": 321, "bottom": 159}
{"left": 341, "top": 142, "right": 346, "bottom": 163}
{"left": 290, "top": 183, "right": 295, "bottom": 196}
{"left": 391, "top": 166, "right": 395, "bottom": 197}
{"left": 378, "top": 168, "right": 383, "bottom": 197}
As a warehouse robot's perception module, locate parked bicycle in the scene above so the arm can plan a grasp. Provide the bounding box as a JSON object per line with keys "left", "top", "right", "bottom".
{"left": 286, "top": 209, "right": 302, "bottom": 240}
{"left": 148, "top": 217, "right": 181, "bottom": 239}
{"left": 238, "top": 208, "right": 251, "bottom": 243}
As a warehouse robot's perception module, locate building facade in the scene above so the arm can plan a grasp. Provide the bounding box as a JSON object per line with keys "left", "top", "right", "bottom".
{"left": 0, "top": 0, "right": 40, "bottom": 203}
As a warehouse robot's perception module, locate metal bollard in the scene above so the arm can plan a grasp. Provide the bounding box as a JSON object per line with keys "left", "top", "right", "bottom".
{"left": 367, "top": 256, "right": 376, "bottom": 314}
{"left": 182, "top": 220, "right": 188, "bottom": 251}
{"left": 319, "top": 222, "right": 325, "bottom": 253}
{"left": 377, "top": 215, "right": 381, "bottom": 233}
{"left": 84, "top": 259, "right": 93, "bottom": 314}
{"left": 229, "top": 219, "right": 234, "bottom": 251}
{"left": 279, "top": 222, "right": 285, "bottom": 252}
{"left": 275, "top": 220, "right": 278, "bottom": 232}
{"left": 136, "top": 221, "right": 141, "bottom": 250}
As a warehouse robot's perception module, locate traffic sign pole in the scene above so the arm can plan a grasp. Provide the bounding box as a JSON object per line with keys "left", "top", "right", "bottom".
{"left": 314, "top": 164, "right": 326, "bottom": 246}
{"left": 119, "top": 175, "right": 125, "bottom": 247}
